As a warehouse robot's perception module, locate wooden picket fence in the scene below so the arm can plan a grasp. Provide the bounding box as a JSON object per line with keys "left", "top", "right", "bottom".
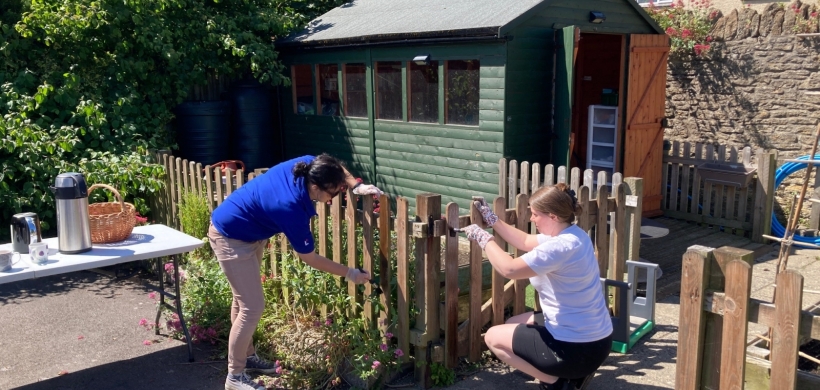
{"left": 676, "top": 245, "right": 820, "bottom": 389}
{"left": 498, "top": 158, "right": 645, "bottom": 264}
{"left": 151, "top": 152, "right": 644, "bottom": 387}
{"left": 660, "top": 141, "right": 776, "bottom": 242}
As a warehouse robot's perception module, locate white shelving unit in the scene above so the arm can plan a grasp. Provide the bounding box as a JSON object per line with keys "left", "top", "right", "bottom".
{"left": 587, "top": 105, "right": 618, "bottom": 185}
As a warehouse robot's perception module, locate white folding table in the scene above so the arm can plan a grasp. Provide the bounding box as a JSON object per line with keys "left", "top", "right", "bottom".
{"left": 0, "top": 224, "right": 204, "bottom": 361}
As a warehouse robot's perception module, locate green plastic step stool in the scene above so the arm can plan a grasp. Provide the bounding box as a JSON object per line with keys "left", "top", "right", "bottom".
{"left": 600, "top": 260, "right": 660, "bottom": 353}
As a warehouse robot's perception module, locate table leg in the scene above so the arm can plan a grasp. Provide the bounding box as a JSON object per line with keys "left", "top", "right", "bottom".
{"left": 155, "top": 257, "right": 164, "bottom": 335}
{"left": 171, "top": 254, "right": 195, "bottom": 362}
{"left": 153, "top": 256, "right": 195, "bottom": 362}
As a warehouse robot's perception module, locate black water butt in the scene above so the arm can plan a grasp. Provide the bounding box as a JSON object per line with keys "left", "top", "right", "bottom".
{"left": 173, "top": 100, "right": 232, "bottom": 166}
{"left": 229, "top": 79, "right": 275, "bottom": 171}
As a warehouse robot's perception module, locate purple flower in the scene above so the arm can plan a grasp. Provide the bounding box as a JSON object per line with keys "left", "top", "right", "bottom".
{"left": 380, "top": 344, "right": 388, "bottom": 352}
{"left": 325, "top": 318, "right": 332, "bottom": 326}
{"left": 384, "top": 332, "right": 393, "bottom": 339}
{"left": 394, "top": 349, "right": 404, "bottom": 358}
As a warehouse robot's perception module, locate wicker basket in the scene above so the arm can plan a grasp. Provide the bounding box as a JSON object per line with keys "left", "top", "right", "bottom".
{"left": 88, "top": 184, "right": 136, "bottom": 243}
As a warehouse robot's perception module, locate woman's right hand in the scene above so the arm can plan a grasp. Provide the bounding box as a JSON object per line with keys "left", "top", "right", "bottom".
{"left": 345, "top": 267, "right": 370, "bottom": 284}
{"left": 473, "top": 197, "right": 498, "bottom": 226}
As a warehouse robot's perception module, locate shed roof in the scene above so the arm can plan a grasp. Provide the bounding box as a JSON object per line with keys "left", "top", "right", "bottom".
{"left": 279, "top": 0, "right": 544, "bottom": 45}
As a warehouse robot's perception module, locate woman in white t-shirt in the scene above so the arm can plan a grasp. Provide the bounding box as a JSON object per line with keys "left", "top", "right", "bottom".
{"left": 461, "top": 183, "right": 612, "bottom": 390}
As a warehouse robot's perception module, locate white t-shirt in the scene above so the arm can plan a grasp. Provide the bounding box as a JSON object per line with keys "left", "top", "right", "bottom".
{"left": 520, "top": 224, "right": 613, "bottom": 343}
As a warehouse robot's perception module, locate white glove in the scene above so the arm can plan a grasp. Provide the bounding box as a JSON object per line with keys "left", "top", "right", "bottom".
{"left": 461, "top": 224, "right": 493, "bottom": 249}
{"left": 345, "top": 267, "right": 371, "bottom": 284}
{"left": 473, "top": 197, "right": 498, "bottom": 226}
{"left": 352, "top": 183, "right": 384, "bottom": 196}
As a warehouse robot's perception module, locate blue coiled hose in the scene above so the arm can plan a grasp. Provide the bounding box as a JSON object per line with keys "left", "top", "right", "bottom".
{"left": 772, "top": 154, "right": 820, "bottom": 244}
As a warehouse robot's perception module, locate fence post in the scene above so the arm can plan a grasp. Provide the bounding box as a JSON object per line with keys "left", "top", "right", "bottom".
{"left": 770, "top": 270, "right": 803, "bottom": 388}
{"left": 719, "top": 257, "right": 753, "bottom": 389}
{"left": 700, "top": 246, "right": 754, "bottom": 390}
{"left": 444, "top": 202, "right": 460, "bottom": 369}
{"left": 676, "top": 246, "right": 712, "bottom": 390}
{"left": 624, "top": 178, "right": 643, "bottom": 262}
{"left": 413, "top": 193, "right": 441, "bottom": 388}
{"left": 752, "top": 151, "right": 776, "bottom": 243}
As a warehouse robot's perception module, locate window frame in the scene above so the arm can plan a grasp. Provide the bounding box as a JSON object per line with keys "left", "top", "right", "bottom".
{"left": 291, "top": 64, "right": 315, "bottom": 115}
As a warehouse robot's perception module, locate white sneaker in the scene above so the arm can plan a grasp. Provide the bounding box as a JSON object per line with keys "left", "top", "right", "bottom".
{"left": 225, "top": 372, "right": 264, "bottom": 390}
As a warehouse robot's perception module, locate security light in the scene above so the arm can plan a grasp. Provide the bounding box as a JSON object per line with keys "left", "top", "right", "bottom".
{"left": 413, "top": 55, "right": 431, "bottom": 66}
{"left": 589, "top": 11, "right": 606, "bottom": 24}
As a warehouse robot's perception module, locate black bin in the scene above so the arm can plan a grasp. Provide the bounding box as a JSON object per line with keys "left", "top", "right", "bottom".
{"left": 173, "top": 100, "right": 231, "bottom": 166}
{"left": 229, "top": 79, "right": 275, "bottom": 171}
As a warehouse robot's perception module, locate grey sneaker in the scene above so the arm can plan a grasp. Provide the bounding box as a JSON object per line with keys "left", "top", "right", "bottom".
{"left": 225, "top": 373, "right": 264, "bottom": 390}
{"left": 245, "top": 354, "right": 279, "bottom": 375}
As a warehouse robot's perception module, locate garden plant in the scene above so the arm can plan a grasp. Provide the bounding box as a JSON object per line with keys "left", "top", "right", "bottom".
{"left": 0, "top": 0, "right": 344, "bottom": 240}
{"left": 165, "top": 191, "right": 416, "bottom": 389}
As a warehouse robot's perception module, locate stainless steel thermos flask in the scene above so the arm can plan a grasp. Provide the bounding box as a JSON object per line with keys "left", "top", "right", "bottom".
{"left": 50, "top": 173, "right": 92, "bottom": 254}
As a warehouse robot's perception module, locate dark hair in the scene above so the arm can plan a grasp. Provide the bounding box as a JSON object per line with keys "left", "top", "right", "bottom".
{"left": 292, "top": 153, "right": 347, "bottom": 191}
{"left": 529, "top": 183, "right": 581, "bottom": 224}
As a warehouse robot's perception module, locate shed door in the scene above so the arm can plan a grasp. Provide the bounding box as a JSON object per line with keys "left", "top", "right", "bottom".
{"left": 552, "top": 25, "right": 579, "bottom": 168}
{"left": 623, "top": 34, "right": 669, "bottom": 217}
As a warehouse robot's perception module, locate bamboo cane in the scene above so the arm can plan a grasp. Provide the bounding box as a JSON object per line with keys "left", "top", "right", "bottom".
{"left": 767, "top": 123, "right": 820, "bottom": 352}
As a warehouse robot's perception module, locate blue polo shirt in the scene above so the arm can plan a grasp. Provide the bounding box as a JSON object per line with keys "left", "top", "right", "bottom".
{"left": 211, "top": 155, "right": 317, "bottom": 253}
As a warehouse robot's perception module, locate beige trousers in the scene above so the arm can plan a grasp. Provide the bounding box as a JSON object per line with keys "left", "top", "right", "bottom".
{"left": 208, "top": 223, "right": 267, "bottom": 374}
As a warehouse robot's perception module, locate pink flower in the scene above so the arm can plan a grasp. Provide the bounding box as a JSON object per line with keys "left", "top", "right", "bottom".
{"left": 143, "top": 340, "right": 152, "bottom": 346}
{"left": 77, "top": 335, "right": 84, "bottom": 340}
{"left": 275, "top": 365, "right": 282, "bottom": 375}
{"left": 372, "top": 361, "right": 381, "bottom": 370}
{"left": 164, "top": 263, "right": 174, "bottom": 273}
{"left": 139, "top": 318, "right": 148, "bottom": 327}
{"left": 812, "top": 11, "right": 818, "bottom": 18}
{"left": 325, "top": 318, "right": 332, "bottom": 326}
{"left": 706, "top": 36, "right": 713, "bottom": 42}
{"left": 380, "top": 344, "right": 388, "bottom": 352}
{"left": 666, "top": 27, "right": 677, "bottom": 36}
{"left": 394, "top": 349, "right": 404, "bottom": 357}
{"left": 148, "top": 292, "right": 156, "bottom": 300}
{"left": 681, "top": 29, "right": 692, "bottom": 39}
{"left": 694, "top": 44, "right": 711, "bottom": 56}
{"left": 261, "top": 274, "right": 267, "bottom": 283}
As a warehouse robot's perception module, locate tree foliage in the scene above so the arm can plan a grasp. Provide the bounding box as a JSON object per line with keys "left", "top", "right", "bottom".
{"left": 0, "top": 0, "right": 344, "bottom": 238}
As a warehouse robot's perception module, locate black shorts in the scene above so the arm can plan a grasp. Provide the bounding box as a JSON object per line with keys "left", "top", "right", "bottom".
{"left": 511, "top": 312, "right": 612, "bottom": 379}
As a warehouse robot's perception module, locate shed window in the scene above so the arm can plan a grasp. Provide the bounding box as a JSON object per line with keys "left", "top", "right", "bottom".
{"left": 375, "top": 61, "right": 402, "bottom": 120}
{"left": 291, "top": 64, "right": 314, "bottom": 115}
{"left": 344, "top": 63, "right": 367, "bottom": 117}
{"left": 317, "top": 64, "right": 340, "bottom": 116}
{"left": 446, "top": 60, "right": 480, "bottom": 126}
{"left": 408, "top": 61, "right": 439, "bottom": 123}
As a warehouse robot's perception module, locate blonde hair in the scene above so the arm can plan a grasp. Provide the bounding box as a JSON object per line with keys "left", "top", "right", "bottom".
{"left": 528, "top": 183, "right": 581, "bottom": 224}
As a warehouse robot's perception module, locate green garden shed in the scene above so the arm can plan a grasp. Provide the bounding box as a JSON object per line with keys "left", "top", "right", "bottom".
{"left": 276, "top": 0, "right": 669, "bottom": 215}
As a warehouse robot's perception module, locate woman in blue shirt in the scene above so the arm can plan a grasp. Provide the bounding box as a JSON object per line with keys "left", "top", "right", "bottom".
{"left": 208, "top": 154, "right": 382, "bottom": 390}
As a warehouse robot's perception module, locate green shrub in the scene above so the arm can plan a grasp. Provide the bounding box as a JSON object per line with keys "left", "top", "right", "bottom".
{"left": 178, "top": 191, "right": 211, "bottom": 256}
{"left": 0, "top": 0, "right": 345, "bottom": 240}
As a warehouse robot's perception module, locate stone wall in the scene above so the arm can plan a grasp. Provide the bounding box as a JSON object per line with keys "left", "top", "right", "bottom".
{"left": 664, "top": 2, "right": 820, "bottom": 160}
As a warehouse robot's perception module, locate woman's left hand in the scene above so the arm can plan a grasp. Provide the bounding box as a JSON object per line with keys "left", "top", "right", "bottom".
{"left": 353, "top": 184, "right": 384, "bottom": 196}
{"left": 461, "top": 224, "right": 493, "bottom": 249}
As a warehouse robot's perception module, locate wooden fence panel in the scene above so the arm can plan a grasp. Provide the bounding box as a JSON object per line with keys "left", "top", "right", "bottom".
{"left": 396, "top": 197, "right": 410, "bottom": 362}
{"left": 718, "top": 260, "right": 752, "bottom": 389}
{"left": 378, "top": 193, "right": 392, "bottom": 334}
{"left": 469, "top": 197, "right": 484, "bottom": 362}
{"left": 514, "top": 193, "right": 529, "bottom": 316}
{"left": 676, "top": 249, "right": 710, "bottom": 390}
{"left": 444, "top": 202, "right": 460, "bottom": 369}
{"left": 770, "top": 270, "right": 803, "bottom": 388}
{"left": 492, "top": 197, "right": 507, "bottom": 327}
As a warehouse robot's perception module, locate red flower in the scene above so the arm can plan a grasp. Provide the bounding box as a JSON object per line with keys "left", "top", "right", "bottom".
{"left": 666, "top": 27, "right": 678, "bottom": 36}
{"left": 694, "top": 44, "right": 711, "bottom": 56}
{"left": 706, "top": 36, "right": 713, "bottom": 42}
{"left": 681, "top": 29, "right": 692, "bottom": 39}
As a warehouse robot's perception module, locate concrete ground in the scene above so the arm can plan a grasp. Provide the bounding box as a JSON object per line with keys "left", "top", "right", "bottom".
{"left": 2, "top": 240, "right": 819, "bottom": 389}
